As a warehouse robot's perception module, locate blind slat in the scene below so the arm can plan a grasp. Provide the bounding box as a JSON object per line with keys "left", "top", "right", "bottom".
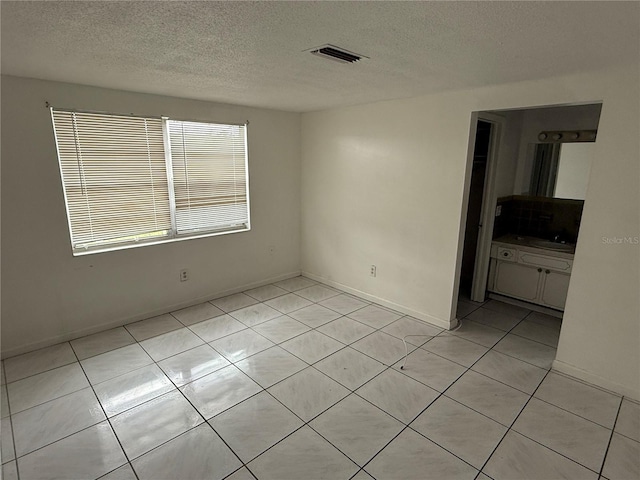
{"left": 168, "top": 120, "right": 249, "bottom": 234}
{"left": 52, "top": 110, "right": 171, "bottom": 250}
{"left": 52, "top": 110, "right": 250, "bottom": 253}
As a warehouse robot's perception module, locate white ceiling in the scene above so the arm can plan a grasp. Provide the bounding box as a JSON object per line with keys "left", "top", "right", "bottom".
{"left": 1, "top": 1, "right": 638, "bottom": 112}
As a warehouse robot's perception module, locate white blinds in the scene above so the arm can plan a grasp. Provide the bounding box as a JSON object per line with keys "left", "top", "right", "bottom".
{"left": 168, "top": 120, "right": 249, "bottom": 234}
{"left": 51, "top": 109, "right": 250, "bottom": 254}
{"left": 52, "top": 110, "right": 171, "bottom": 251}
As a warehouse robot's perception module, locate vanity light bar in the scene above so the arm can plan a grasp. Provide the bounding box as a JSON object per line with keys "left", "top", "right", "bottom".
{"left": 537, "top": 130, "right": 597, "bottom": 143}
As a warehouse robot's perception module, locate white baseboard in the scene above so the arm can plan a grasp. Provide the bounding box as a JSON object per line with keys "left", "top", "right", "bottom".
{"left": 552, "top": 359, "right": 639, "bottom": 402}
{"left": 301, "top": 271, "right": 453, "bottom": 330}
{"left": 2, "top": 270, "right": 301, "bottom": 359}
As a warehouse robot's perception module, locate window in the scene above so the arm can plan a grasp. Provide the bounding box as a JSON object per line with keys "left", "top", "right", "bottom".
{"left": 51, "top": 109, "right": 250, "bottom": 255}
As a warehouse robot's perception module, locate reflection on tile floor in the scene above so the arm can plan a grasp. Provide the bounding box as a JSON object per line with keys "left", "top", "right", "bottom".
{"left": 1, "top": 277, "right": 638, "bottom": 480}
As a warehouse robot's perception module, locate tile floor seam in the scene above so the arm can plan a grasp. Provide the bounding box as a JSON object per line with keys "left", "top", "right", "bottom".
{"left": 185, "top": 323, "right": 247, "bottom": 350}
{"left": 119, "top": 360, "right": 252, "bottom": 470}
{"left": 2, "top": 358, "right": 16, "bottom": 436}
{"left": 396, "top": 349, "right": 502, "bottom": 471}
{"left": 3, "top": 343, "right": 77, "bottom": 386}
{"left": 406, "top": 423, "right": 486, "bottom": 474}
{"left": 461, "top": 313, "right": 556, "bottom": 370}
{"left": 610, "top": 401, "right": 640, "bottom": 443}
{"left": 467, "top": 367, "right": 545, "bottom": 396}
{"left": 86, "top": 344, "right": 226, "bottom": 469}
{"left": 179, "top": 364, "right": 265, "bottom": 421}
{"left": 4, "top": 279, "right": 634, "bottom": 480}
{"left": 479, "top": 369, "right": 611, "bottom": 477}
{"left": 302, "top": 413, "right": 381, "bottom": 469}
{"left": 487, "top": 347, "right": 556, "bottom": 370}
{"left": 243, "top": 291, "right": 288, "bottom": 303}
{"left": 7, "top": 412, "right": 19, "bottom": 478}
{"left": 596, "top": 396, "right": 624, "bottom": 478}
{"left": 96, "top": 463, "right": 140, "bottom": 480}
{"left": 549, "top": 370, "right": 626, "bottom": 398}
{"left": 210, "top": 406, "right": 306, "bottom": 465}
{"left": 530, "top": 393, "right": 621, "bottom": 430}
{"left": 9, "top": 356, "right": 130, "bottom": 478}
{"left": 476, "top": 369, "right": 551, "bottom": 476}
{"left": 507, "top": 426, "right": 608, "bottom": 476}
{"left": 323, "top": 300, "right": 372, "bottom": 317}
{"left": 69, "top": 346, "right": 133, "bottom": 473}
{"left": 350, "top": 372, "right": 437, "bottom": 426}
{"left": 509, "top": 330, "right": 560, "bottom": 348}
{"left": 9, "top": 370, "right": 100, "bottom": 455}
{"left": 393, "top": 350, "right": 469, "bottom": 393}
{"left": 417, "top": 336, "right": 485, "bottom": 369}
{"left": 263, "top": 295, "right": 316, "bottom": 315}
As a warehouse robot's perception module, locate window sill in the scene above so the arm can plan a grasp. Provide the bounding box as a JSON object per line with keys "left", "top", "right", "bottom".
{"left": 72, "top": 226, "right": 251, "bottom": 256}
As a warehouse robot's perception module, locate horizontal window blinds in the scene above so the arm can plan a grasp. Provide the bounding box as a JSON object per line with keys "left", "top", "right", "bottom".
{"left": 52, "top": 110, "right": 171, "bottom": 251}
{"left": 168, "top": 120, "right": 249, "bottom": 234}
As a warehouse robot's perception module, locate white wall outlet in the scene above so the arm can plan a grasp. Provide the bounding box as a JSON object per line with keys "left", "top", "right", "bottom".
{"left": 179, "top": 269, "right": 188, "bottom": 282}
{"left": 370, "top": 265, "right": 377, "bottom": 277}
{"left": 495, "top": 205, "right": 502, "bottom": 217}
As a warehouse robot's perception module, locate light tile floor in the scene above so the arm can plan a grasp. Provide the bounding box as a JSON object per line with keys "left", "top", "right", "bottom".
{"left": 1, "top": 278, "right": 638, "bottom": 480}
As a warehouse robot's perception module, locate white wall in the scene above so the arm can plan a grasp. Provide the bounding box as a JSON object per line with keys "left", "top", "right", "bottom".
{"left": 1, "top": 76, "right": 301, "bottom": 356}
{"left": 491, "top": 110, "right": 523, "bottom": 199}
{"left": 301, "top": 65, "right": 639, "bottom": 399}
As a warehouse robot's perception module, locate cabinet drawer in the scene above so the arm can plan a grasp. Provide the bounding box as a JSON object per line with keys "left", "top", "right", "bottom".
{"left": 518, "top": 251, "right": 572, "bottom": 273}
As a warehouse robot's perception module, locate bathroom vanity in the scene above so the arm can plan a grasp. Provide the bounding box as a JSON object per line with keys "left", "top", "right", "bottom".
{"left": 487, "top": 235, "right": 575, "bottom": 311}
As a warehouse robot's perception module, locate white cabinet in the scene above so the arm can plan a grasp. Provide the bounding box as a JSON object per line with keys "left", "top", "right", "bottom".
{"left": 488, "top": 243, "right": 573, "bottom": 311}
{"left": 493, "top": 262, "right": 540, "bottom": 301}
{"left": 540, "top": 271, "right": 570, "bottom": 310}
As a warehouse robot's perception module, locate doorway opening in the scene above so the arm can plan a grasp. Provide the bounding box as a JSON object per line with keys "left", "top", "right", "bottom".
{"left": 459, "top": 120, "right": 492, "bottom": 300}
{"left": 454, "top": 103, "right": 602, "bottom": 327}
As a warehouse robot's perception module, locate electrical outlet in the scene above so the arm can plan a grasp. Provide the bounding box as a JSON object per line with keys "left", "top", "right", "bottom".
{"left": 370, "top": 265, "right": 377, "bottom": 277}
{"left": 495, "top": 205, "right": 502, "bottom": 217}
{"left": 179, "top": 269, "right": 188, "bottom": 282}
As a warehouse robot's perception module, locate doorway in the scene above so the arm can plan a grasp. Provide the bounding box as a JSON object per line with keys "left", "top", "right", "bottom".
{"left": 459, "top": 120, "right": 492, "bottom": 300}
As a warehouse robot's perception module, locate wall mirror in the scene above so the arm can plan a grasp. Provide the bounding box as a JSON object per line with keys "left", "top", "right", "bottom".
{"left": 524, "top": 142, "right": 595, "bottom": 200}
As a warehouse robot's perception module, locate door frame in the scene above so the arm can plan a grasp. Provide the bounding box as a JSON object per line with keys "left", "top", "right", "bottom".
{"left": 470, "top": 112, "right": 504, "bottom": 301}
{"left": 452, "top": 111, "right": 504, "bottom": 319}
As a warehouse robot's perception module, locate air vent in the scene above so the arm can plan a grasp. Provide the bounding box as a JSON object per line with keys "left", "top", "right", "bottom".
{"left": 310, "top": 45, "right": 363, "bottom": 64}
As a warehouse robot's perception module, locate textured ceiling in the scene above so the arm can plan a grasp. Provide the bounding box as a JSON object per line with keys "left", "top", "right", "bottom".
{"left": 1, "top": 1, "right": 638, "bottom": 112}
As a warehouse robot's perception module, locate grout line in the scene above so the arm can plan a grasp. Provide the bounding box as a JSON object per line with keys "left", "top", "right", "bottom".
{"left": 3, "top": 281, "right": 590, "bottom": 480}
{"left": 597, "top": 397, "right": 623, "bottom": 478}
{"left": 475, "top": 369, "right": 552, "bottom": 476}
{"left": 70, "top": 347, "right": 140, "bottom": 479}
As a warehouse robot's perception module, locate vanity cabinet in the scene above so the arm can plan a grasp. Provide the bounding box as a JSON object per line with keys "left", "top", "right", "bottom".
{"left": 488, "top": 242, "right": 573, "bottom": 311}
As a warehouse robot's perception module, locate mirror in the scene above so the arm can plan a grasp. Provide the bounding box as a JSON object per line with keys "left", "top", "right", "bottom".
{"left": 521, "top": 142, "right": 595, "bottom": 200}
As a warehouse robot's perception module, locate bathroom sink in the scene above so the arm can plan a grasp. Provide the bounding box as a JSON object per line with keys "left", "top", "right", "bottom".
{"left": 528, "top": 239, "right": 575, "bottom": 252}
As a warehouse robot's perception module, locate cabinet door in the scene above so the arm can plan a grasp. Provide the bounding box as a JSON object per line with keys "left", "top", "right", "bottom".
{"left": 493, "top": 261, "right": 541, "bottom": 301}
{"left": 541, "top": 271, "right": 570, "bottom": 310}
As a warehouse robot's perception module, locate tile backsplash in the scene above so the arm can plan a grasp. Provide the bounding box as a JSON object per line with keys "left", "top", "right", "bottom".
{"left": 493, "top": 195, "right": 583, "bottom": 243}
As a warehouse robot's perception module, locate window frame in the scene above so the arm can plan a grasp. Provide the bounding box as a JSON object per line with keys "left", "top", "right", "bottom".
{"left": 51, "top": 108, "right": 251, "bottom": 256}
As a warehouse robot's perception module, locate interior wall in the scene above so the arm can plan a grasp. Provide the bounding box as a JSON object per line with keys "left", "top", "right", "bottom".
{"left": 1, "top": 76, "right": 302, "bottom": 356}
{"left": 301, "top": 65, "right": 639, "bottom": 399}
{"left": 491, "top": 110, "right": 523, "bottom": 198}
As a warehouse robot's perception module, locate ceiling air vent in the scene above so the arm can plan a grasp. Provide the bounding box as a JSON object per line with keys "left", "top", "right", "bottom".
{"left": 310, "top": 45, "right": 363, "bottom": 64}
